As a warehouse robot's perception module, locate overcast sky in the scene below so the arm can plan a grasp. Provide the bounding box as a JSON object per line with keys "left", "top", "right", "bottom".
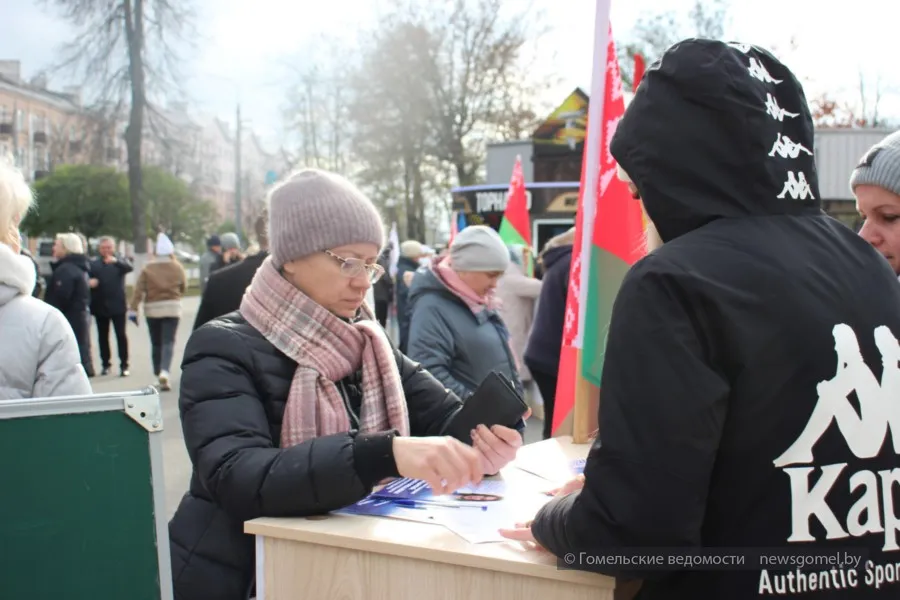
{"left": 2, "top": 0, "right": 897, "bottom": 156}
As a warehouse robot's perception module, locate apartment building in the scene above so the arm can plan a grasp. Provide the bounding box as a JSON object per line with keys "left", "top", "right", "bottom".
{"left": 0, "top": 60, "right": 105, "bottom": 179}
{"left": 147, "top": 103, "right": 284, "bottom": 224}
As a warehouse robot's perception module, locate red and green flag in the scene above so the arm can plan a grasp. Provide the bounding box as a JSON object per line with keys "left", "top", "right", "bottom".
{"left": 580, "top": 37, "right": 647, "bottom": 387}
{"left": 498, "top": 155, "right": 533, "bottom": 276}
{"left": 552, "top": 0, "right": 647, "bottom": 436}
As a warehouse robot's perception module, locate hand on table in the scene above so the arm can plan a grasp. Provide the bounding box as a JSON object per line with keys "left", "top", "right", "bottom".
{"left": 545, "top": 474, "right": 585, "bottom": 497}
{"left": 471, "top": 424, "right": 523, "bottom": 475}
{"left": 393, "top": 435, "right": 483, "bottom": 495}
{"left": 498, "top": 519, "right": 545, "bottom": 551}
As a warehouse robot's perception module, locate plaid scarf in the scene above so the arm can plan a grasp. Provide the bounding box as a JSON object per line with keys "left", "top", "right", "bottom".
{"left": 240, "top": 257, "right": 410, "bottom": 447}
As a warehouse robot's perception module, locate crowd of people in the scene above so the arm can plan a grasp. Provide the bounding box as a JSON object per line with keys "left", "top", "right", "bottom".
{"left": 3, "top": 37, "right": 900, "bottom": 600}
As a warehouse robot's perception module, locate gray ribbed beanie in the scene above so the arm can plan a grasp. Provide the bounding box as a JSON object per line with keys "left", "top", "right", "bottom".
{"left": 450, "top": 225, "right": 510, "bottom": 272}
{"left": 220, "top": 232, "right": 240, "bottom": 251}
{"left": 268, "top": 168, "right": 385, "bottom": 268}
{"left": 850, "top": 130, "right": 900, "bottom": 197}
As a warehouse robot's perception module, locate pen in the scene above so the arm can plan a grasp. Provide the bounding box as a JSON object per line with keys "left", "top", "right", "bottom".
{"left": 372, "top": 496, "right": 489, "bottom": 511}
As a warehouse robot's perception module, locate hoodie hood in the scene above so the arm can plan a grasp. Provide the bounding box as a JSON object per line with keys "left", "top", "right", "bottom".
{"left": 610, "top": 39, "right": 822, "bottom": 243}
{"left": 0, "top": 243, "right": 36, "bottom": 306}
{"left": 541, "top": 245, "right": 572, "bottom": 272}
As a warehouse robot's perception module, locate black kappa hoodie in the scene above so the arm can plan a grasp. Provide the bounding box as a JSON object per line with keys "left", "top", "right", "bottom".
{"left": 531, "top": 39, "right": 900, "bottom": 599}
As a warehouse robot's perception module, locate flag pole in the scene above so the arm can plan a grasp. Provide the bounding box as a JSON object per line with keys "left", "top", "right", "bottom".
{"left": 572, "top": 0, "right": 611, "bottom": 444}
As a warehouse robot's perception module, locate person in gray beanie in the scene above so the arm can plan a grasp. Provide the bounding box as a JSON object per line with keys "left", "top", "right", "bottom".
{"left": 850, "top": 129, "right": 900, "bottom": 276}
{"left": 406, "top": 224, "right": 525, "bottom": 402}
{"left": 169, "top": 169, "right": 526, "bottom": 600}
{"left": 218, "top": 231, "right": 243, "bottom": 267}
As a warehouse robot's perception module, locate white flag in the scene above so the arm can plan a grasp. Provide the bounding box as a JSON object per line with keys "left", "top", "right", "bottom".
{"left": 389, "top": 222, "right": 400, "bottom": 278}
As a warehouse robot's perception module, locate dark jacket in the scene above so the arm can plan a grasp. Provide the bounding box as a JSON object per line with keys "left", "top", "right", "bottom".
{"left": 193, "top": 251, "right": 268, "bottom": 330}
{"left": 394, "top": 256, "right": 419, "bottom": 351}
{"left": 89, "top": 255, "right": 133, "bottom": 317}
{"left": 19, "top": 248, "right": 44, "bottom": 298}
{"left": 523, "top": 244, "right": 572, "bottom": 375}
{"left": 169, "top": 311, "right": 467, "bottom": 600}
{"left": 372, "top": 251, "right": 394, "bottom": 304}
{"left": 532, "top": 40, "right": 900, "bottom": 599}
{"left": 45, "top": 253, "right": 91, "bottom": 320}
{"left": 406, "top": 268, "right": 522, "bottom": 401}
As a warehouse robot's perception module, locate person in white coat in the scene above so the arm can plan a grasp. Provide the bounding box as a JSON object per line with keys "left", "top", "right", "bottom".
{"left": 0, "top": 158, "right": 92, "bottom": 399}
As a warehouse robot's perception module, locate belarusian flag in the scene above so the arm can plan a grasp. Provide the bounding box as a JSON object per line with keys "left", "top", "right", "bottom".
{"left": 498, "top": 155, "right": 533, "bottom": 276}
{"left": 580, "top": 33, "right": 647, "bottom": 386}
{"left": 551, "top": 0, "right": 612, "bottom": 437}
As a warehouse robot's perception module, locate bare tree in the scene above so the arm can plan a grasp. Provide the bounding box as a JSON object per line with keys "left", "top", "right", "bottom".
{"left": 282, "top": 35, "right": 354, "bottom": 174}
{"left": 619, "top": 0, "right": 729, "bottom": 90}
{"left": 689, "top": 0, "right": 728, "bottom": 39}
{"left": 418, "top": 0, "right": 545, "bottom": 186}
{"left": 338, "top": 0, "right": 548, "bottom": 240}
{"left": 40, "top": 0, "right": 195, "bottom": 257}
{"left": 858, "top": 70, "right": 884, "bottom": 128}
{"left": 347, "top": 19, "right": 435, "bottom": 241}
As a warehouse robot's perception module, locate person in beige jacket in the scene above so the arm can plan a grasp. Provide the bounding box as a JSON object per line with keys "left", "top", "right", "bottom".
{"left": 495, "top": 244, "right": 542, "bottom": 383}
{"left": 129, "top": 233, "right": 187, "bottom": 391}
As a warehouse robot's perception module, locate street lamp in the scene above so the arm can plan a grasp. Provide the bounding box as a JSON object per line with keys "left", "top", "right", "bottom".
{"left": 197, "top": 72, "right": 249, "bottom": 243}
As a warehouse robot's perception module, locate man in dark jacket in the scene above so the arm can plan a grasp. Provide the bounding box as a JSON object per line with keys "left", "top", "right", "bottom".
{"left": 19, "top": 246, "right": 44, "bottom": 298}
{"left": 395, "top": 240, "right": 424, "bottom": 353}
{"left": 523, "top": 228, "right": 574, "bottom": 439}
{"left": 372, "top": 244, "right": 394, "bottom": 328}
{"left": 193, "top": 215, "right": 268, "bottom": 330}
{"left": 45, "top": 234, "right": 94, "bottom": 377}
{"left": 504, "top": 40, "right": 900, "bottom": 599}
{"left": 89, "top": 236, "right": 133, "bottom": 376}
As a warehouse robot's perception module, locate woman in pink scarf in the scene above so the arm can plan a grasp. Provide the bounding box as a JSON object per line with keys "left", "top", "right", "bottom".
{"left": 168, "top": 169, "right": 527, "bottom": 600}
{"left": 406, "top": 225, "right": 526, "bottom": 402}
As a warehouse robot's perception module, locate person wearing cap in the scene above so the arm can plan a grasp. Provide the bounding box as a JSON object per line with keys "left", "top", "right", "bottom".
{"left": 406, "top": 225, "right": 524, "bottom": 401}
{"left": 499, "top": 40, "right": 900, "bottom": 599}
{"left": 395, "top": 239, "right": 425, "bottom": 352}
{"left": 851, "top": 130, "right": 900, "bottom": 279}
{"left": 198, "top": 234, "right": 223, "bottom": 293}
{"left": 128, "top": 233, "right": 187, "bottom": 391}
{"left": 219, "top": 231, "right": 244, "bottom": 266}
{"left": 168, "top": 168, "right": 527, "bottom": 600}
{"left": 192, "top": 213, "right": 270, "bottom": 330}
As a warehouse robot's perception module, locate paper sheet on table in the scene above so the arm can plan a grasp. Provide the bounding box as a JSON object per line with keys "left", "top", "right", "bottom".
{"left": 334, "top": 477, "right": 553, "bottom": 544}
{"left": 513, "top": 440, "right": 587, "bottom": 483}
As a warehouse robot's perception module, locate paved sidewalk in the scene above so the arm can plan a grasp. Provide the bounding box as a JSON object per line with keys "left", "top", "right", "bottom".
{"left": 87, "top": 298, "right": 198, "bottom": 519}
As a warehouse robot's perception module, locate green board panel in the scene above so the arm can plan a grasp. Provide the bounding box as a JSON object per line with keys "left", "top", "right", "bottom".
{"left": 0, "top": 409, "right": 163, "bottom": 600}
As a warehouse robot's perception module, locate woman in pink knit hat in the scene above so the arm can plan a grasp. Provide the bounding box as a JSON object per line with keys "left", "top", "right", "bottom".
{"left": 168, "top": 168, "right": 528, "bottom": 600}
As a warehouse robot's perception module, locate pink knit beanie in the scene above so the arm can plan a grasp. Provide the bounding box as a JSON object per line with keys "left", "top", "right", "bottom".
{"left": 268, "top": 168, "right": 385, "bottom": 268}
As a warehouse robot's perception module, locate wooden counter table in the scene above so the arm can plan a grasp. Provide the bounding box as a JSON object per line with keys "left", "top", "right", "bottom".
{"left": 245, "top": 436, "right": 617, "bottom": 600}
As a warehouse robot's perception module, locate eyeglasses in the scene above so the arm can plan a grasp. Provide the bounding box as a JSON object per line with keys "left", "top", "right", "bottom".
{"left": 324, "top": 250, "right": 385, "bottom": 283}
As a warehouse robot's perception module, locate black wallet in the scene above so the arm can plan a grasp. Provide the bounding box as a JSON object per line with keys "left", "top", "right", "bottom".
{"left": 446, "top": 371, "right": 528, "bottom": 445}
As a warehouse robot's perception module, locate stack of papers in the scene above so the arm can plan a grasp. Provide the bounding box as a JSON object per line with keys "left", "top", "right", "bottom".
{"left": 335, "top": 476, "right": 551, "bottom": 544}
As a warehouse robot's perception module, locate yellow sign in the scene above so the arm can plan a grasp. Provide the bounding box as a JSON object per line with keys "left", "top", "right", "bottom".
{"left": 532, "top": 88, "right": 589, "bottom": 149}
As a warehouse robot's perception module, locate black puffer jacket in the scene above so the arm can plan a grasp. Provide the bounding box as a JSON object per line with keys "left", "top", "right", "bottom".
{"left": 168, "top": 311, "right": 465, "bottom": 600}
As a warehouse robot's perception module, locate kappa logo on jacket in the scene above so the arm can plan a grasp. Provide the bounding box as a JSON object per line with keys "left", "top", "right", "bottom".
{"left": 777, "top": 172, "right": 816, "bottom": 201}
{"left": 764, "top": 323, "right": 900, "bottom": 595}
{"left": 769, "top": 133, "right": 814, "bottom": 159}
{"left": 774, "top": 324, "right": 900, "bottom": 469}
